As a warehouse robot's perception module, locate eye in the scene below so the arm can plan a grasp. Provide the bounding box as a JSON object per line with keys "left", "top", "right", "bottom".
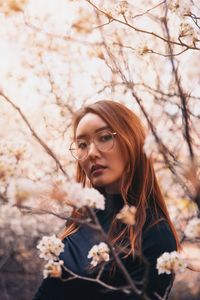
{"left": 77, "top": 140, "right": 87, "bottom": 149}
{"left": 99, "top": 132, "right": 113, "bottom": 142}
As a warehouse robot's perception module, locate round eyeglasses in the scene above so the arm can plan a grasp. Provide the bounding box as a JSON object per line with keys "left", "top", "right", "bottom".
{"left": 69, "top": 130, "right": 117, "bottom": 160}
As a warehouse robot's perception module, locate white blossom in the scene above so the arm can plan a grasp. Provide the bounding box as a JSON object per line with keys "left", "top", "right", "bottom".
{"left": 160, "top": 130, "right": 180, "bottom": 149}
{"left": 0, "top": 0, "right": 28, "bottom": 15}
{"left": 88, "top": 242, "right": 110, "bottom": 267}
{"left": 184, "top": 218, "right": 200, "bottom": 239}
{"left": 101, "top": 4, "right": 117, "bottom": 19}
{"left": 81, "top": 186, "right": 105, "bottom": 210}
{"left": 7, "top": 178, "right": 47, "bottom": 205}
{"left": 163, "top": 102, "right": 179, "bottom": 116}
{"left": 64, "top": 182, "right": 105, "bottom": 210}
{"left": 0, "top": 159, "right": 14, "bottom": 181}
{"left": 43, "top": 259, "right": 64, "bottom": 279}
{"left": 179, "top": 22, "right": 194, "bottom": 37}
{"left": 143, "top": 133, "right": 157, "bottom": 157}
{"left": 135, "top": 43, "right": 150, "bottom": 56}
{"left": 156, "top": 251, "right": 187, "bottom": 275}
{"left": 37, "top": 234, "right": 64, "bottom": 260}
{"left": 7, "top": 178, "right": 105, "bottom": 214}
{"left": 179, "top": 22, "right": 198, "bottom": 45}
{"left": 0, "top": 140, "right": 27, "bottom": 161}
{"left": 115, "top": 1, "right": 129, "bottom": 15}
{"left": 116, "top": 205, "right": 136, "bottom": 225}
{"left": 0, "top": 203, "right": 63, "bottom": 245}
{"left": 167, "top": 0, "right": 191, "bottom": 16}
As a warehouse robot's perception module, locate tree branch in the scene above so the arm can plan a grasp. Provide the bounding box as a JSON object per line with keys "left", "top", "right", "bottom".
{"left": 0, "top": 91, "right": 69, "bottom": 178}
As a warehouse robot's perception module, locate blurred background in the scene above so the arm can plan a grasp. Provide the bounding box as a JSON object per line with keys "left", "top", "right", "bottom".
{"left": 0, "top": 0, "right": 199, "bottom": 299}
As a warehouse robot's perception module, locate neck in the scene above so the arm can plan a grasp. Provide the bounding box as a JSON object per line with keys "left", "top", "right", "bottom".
{"left": 104, "top": 181, "right": 122, "bottom": 195}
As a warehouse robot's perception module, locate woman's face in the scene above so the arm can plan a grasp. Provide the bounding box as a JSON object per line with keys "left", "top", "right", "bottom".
{"left": 75, "top": 113, "right": 128, "bottom": 194}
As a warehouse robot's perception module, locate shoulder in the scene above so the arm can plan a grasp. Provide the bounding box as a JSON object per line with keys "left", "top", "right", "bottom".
{"left": 142, "top": 220, "right": 177, "bottom": 259}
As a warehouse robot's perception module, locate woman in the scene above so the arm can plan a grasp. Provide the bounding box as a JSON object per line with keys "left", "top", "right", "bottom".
{"left": 33, "top": 100, "right": 180, "bottom": 300}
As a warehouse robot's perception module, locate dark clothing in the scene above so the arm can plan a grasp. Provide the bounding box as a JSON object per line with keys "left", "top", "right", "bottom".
{"left": 33, "top": 194, "right": 177, "bottom": 300}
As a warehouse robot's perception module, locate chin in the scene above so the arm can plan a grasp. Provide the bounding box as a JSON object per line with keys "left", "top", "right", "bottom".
{"left": 92, "top": 180, "right": 105, "bottom": 188}
{"left": 91, "top": 177, "right": 108, "bottom": 188}
{"left": 92, "top": 179, "right": 115, "bottom": 191}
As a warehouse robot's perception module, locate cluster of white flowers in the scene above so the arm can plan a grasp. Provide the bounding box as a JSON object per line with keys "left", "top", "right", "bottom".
{"left": 80, "top": 186, "right": 105, "bottom": 210}
{"left": 88, "top": 45, "right": 104, "bottom": 60}
{"left": 63, "top": 182, "right": 105, "bottom": 210}
{"left": 0, "top": 142, "right": 27, "bottom": 191}
{"left": 87, "top": 242, "right": 110, "bottom": 267}
{"left": 101, "top": 0, "right": 132, "bottom": 20}
{"left": 166, "top": 196, "right": 199, "bottom": 232}
{"left": 116, "top": 205, "right": 136, "bottom": 225}
{"left": 0, "top": 140, "right": 27, "bottom": 160}
{"left": 167, "top": 0, "right": 191, "bottom": 16}
{"left": 115, "top": 1, "right": 129, "bottom": 15}
{"left": 7, "top": 178, "right": 43, "bottom": 205}
{"left": 43, "top": 259, "right": 64, "bottom": 279}
{"left": 0, "top": 204, "right": 26, "bottom": 239}
{"left": 100, "top": 3, "right": 115, "bottom": 19}
{"left": 184, "top": 217, "right": 200, "bottom": 239}
{"left": 143, "top": 133, "right": 157, "bottom": 157}
{"left": 179, "top": 22, "right": 198, "bottom": 45}
{"left": 71, "top": 7, "right": 95, "bottom": 34}
{"left": 0, "top": 203, "right": 63, "bottom": 237}
{"left": 36, "top": 234, "right": 64, "bottom": 260}
{"left": 0, "top": 0, "right": 28, "bottom": 15}
{"left": 26, "top": 0, "right": 71, "bottom": 35}
{"left": 143, "top": 119, "right": 183, "bottom": 158}
{"left": 135, "top": 43, "right": 150, "bottom": 56}
{"left": 163, "top": 102, "right": 179, "bottom": 116}
{"left": 6, "top": 177, "right": 105, "bottom": 214}
{"left": 179, "top": 22, "right": 194, "bottom": 37}
{"left": 156, "top": 251, "right": 187, "bottom": 275}
{"left": 36, "top": 234, "right": 65, "bottom": 278}
{"left": 0, "top": 159, "right": 14, "bottom": 183}
{"left": 0, "top": 202, "right": 64, "bottom": 272}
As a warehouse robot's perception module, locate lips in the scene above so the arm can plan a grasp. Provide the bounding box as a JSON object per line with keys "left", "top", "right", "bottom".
{"left": 90, "top": 164, "right": 107, "bottom": 176}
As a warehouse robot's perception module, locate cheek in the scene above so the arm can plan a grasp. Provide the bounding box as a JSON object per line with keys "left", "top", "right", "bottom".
{"left": 115, "top": 161, "right": 126, "bottom": 176}
{"left": 113, "top": 148, "right": 128, "bottom": 173}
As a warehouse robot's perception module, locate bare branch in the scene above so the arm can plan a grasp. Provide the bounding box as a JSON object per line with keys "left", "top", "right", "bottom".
{"left": 162, "top": 15, "right": 195, "bottom": 160}
{"left": 86, "top": 0, "right": 200, "bottom": 50}
{"left": 0, "top": 91, "right": 69, "bottom": 178}
{"left": 87, "top": 207, "right": 151, "bottom": 299}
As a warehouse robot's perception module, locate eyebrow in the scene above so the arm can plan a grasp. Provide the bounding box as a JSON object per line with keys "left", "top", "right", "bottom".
{"left": 76, "top": 126, "right": 110, "bottom": 139}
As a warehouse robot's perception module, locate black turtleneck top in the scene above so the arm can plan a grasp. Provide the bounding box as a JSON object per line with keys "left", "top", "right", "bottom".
{"left": 33, "top": 194, "right": 177, "bottom": 300}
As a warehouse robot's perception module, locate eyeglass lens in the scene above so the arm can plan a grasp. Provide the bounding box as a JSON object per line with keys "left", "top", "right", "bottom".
{"left": 70, "top": 130, "right": 115, "bottom": 160}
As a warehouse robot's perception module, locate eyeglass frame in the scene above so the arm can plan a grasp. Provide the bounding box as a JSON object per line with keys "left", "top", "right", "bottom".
{"left": 69, "top": 130, "right": 117, "bottom": 161}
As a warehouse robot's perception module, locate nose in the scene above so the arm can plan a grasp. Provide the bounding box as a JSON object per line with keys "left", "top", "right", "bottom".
{"left": 87, "top": 142, "right": 100, "bottom": 159}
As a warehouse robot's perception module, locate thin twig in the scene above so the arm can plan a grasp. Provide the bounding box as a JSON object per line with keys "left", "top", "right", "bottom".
{"left": 88, "top": 207, "right": 151, "bottom": 300}
{"left": 86, "top": 0, "right": 200, "bottom": 50}
{"left": 162, "top": 15, "right": 194, "bottom": 161}
{"left": 15, "top": 204, "right": 99, "bottom": 230}
{"left": 61, "top": 264, "right": 129, "bottom": 292}
{"left": 0, "top": 91, "right": 69, "bottom": 178}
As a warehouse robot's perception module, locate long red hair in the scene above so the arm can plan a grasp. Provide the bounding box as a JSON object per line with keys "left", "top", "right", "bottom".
{"left": 60, "top": 100, "right": 180, "bottom": 255}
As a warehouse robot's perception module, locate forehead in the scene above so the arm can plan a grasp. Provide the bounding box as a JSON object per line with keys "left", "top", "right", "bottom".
{"left": 76, "top": 113, "right": 108, "bottom": 138}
